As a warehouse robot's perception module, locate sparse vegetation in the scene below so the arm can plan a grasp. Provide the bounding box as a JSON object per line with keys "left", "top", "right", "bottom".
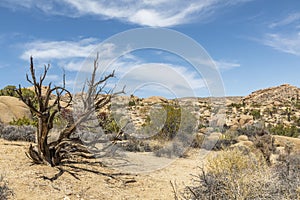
{"left": 230, "top": 103, "right": 243, "bottom": 109}
{"left": 0, "top": 175, "right": 13, "bottom": 200}
{"left": 182, "top": 148, "right": 300, "bottom": 199}
{"left": 0, "top": 85, "right": 36, "bottom": 103}
{"left": 154, "top": 141, "right": 185, "bottom": 158}
{"left": 275, "top": 152, "right": 300, "bottom": 199}
{"left": 254, "top": 134, "right": 276, "bottom": 165}
{"left": 0, "top": 62, "right": 300, "bottom": 199}
{"left": 0, "top": 124, "right": 35, "bottom": 142}
{"left": 250, "top": 109, "right": 261, "bottom": 120}
{"left": 270, "top": 124, "right": 299, "bottom": 138}
{"left": 128, "top": 100, "right": 136, "bottom": 107}
{"left": 183, "top": 148, "right": 273, "bottom": 199}
{"left": 147, "top": 104, "right": 197, "bottom": 141}
{"left": 9, "top": 116, "right": 37, "bottom": 127}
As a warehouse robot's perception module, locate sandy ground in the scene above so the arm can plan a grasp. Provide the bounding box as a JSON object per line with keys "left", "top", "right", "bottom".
{"left": 0, "top": 139, "right": 209, "bottom": 200}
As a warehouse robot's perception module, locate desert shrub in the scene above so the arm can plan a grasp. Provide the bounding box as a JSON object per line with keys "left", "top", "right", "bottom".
{"left": 97, "top": 112, "right": 122, "bottom": 134}
{"left": 250, "top": 109, "right": 261, "bottom": 120}
{"left": 147, "top": 104, "right": 197, "bottom": 141}
{"left": 274, "top": 152, "right": 300, "bottom": 199}
{"left": 0, "top": 175, "right": 13, "bottom": 200}
{"left": 199, "top": 130, "right": 238, "bottom": 151}
{"left": 230, "top": 103, "right": 243, "bottom": 109}
{"left": 192, "top": 133, "right": 205, "bottom": 148}
{"left": 234, "top": 125, "right": 276, "bottom": 164}
{"left": 154, "top": 141, "right": 185, "bottom": 158}
{"left": 253, "top": 134, "right": 276, "bottom": 165}
{"left": 0, "top": 125, "right": 35, "bottom": 142}
{"left": 103, "top": 118, "right": 120, "bottom": 134}
{"left": 0, "top": 85, "right": 17, "bottom": 96}
{"left": 0, "top": 85, "right": 35, "bottom": 102}
{"left": 9, "top": 116, "right": 37, "bottom": 127}
{"left": 183, "top": 148, "right": 274, "bottom": 200}
{"left": 123, "top": 139, "right": 152, "bottom": 152}
{"left": 270, "top": 124, "right": 299, "bottom": 138}
{"left": 128, "top": 100, "right": 136, "bottom": 107}
{"left": 213, "top": 138, "right": 237, "bottom": 150}
{"left": 155, "top": 104, "right": 181, "bottom": 140}
{"left": 236, "top": 124, "right": 269, "bottom": 139}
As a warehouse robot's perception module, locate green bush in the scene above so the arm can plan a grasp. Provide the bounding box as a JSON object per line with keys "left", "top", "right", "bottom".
{"left": 230, "top": 103, "right": 243, "bottom": 109}
{"left": 128, "top": 100, "right": 136, "bottom": 107}
{"left": 0, "top": 85, "right": 16, "bottom": 97}
{"left": 0, "top": 85, "right": 35, "bottom": 100}
{"left": 250, "top": 109, "right": 261, "bottom": 120}
{"left": 147, "top": 104, "right": 197, "bottom": 141}
{"left": 270, "top": 124, "right": 299, "bottom": 138}
{"left": 9, "top": 116, "right": 37, "bottom": 127}
{"left": 103, "top": 118, "right": 120, "bottom": 134}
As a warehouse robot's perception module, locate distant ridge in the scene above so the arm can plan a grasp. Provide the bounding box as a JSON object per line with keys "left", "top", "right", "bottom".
{"left": 243, "top": 84, "right": 300, "bottom": 105}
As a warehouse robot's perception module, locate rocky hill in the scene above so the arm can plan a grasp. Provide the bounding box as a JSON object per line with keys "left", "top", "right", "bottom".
{"left": 1, "top": 84, "right": 299, "bottom": 138}
{"left": 243, "top": 84, "right": 300, "bottom": 106}
{"left": 107, "top": 84, "right": 300, "bottom": 138}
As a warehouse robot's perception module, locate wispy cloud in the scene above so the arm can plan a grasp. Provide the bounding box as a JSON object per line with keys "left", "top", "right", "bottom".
{"left": 19, "top": 38, "right": 235, "bottom": 97}
{"left": 263, "top": 33, "right": 300, "bottom": 56}
{"left": 261, "top": 12, "right": 300, "bottom": 56}
{"left": 20, "top": 38, "right": 101, "bottom": 60}
{"left": 215, "top": 60, "right": 240, "bottom": 70}
{"left": 20, "top": 38, "right": 120, "bottom": 73}
{"left": 269, "top": 12, "right": 300, "bottom": 28}
{"left": 0, "top": 0, "right": 252, "bottom": 27}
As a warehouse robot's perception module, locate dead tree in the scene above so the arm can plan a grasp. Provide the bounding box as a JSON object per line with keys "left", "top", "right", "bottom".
{"left": 16, "top": 55, "right": 124, "bottom": 166}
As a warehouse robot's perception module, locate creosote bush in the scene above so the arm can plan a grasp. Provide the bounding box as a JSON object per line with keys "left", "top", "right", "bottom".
{"left": 147, "top": 104, "right": 197, "bottom": 141}
{"left": 182, "top": 148, "right": 300, "bottom": 199}
{"left": 183, "top": 148, "right": 274, "bottom": 200}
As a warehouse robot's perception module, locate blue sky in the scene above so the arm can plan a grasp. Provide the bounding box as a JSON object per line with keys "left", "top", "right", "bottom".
{"left": 0, "top": 0, "right": 300, "bottom": 98}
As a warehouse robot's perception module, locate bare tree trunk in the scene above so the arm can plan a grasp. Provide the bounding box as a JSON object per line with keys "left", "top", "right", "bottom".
{"left": 17, "top": 55, "right": 123, "bottom": 166}
{"left": 38, "top": 118, "right": 52, "bottom": 165}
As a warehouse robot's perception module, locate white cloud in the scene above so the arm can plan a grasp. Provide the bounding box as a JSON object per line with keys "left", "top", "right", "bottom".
{"left": 215, "top": 60, "right": 240, "bottom": 70}
{"left": 263, "top": 33, "right": 300, "bottom": 56}
{"left": 20, "top": 38, "right": 120, "bottom": 73}
{"left": 20, "top": 38, "right": 101, "bottom": 60}
{"left": 261, "top": 13, "right": 300, "bottom": 56}
{"left": 0, "top": 0, "right": 251, "bottom": 27}
{"left": 19, "top": 38, "right": 233, "bottom": 97}
{"left": 112, "top": 62, "right": 205, "bottom": 97}
{"left": 269, "top": 13, "right": 300, "bottom": 28}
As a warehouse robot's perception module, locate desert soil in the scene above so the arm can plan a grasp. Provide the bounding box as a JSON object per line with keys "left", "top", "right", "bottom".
{"left": 0, "top": 139, "right": 208, "bottom": 200}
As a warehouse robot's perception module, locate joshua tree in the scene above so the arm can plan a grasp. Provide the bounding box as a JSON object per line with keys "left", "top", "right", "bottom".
{"left": 16, "top": 55, "right": 124, "bottom": 166}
